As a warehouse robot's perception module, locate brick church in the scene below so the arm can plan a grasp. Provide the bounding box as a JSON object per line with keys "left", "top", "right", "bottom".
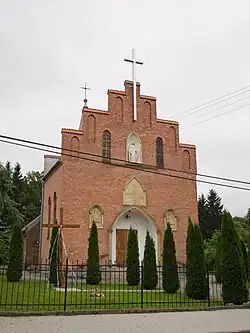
{"left": 40, "top": 79, "right": 198, "bottom": 265}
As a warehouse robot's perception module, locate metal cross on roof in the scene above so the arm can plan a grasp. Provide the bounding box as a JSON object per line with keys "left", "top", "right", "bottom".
{"left": 80, "top": 82, "right": 90, "bottom": 108}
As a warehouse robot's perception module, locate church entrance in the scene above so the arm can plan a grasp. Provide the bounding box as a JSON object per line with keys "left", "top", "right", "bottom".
{"left": 116, "top": 229, "right": 138, "bottom": 265}
{"left": 111, "top": 207, "right": 158, "bottom": 265}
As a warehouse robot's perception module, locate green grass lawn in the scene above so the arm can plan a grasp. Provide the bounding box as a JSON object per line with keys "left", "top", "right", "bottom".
{"left": 0, "top": 275, "right": 222, "bottom": 312}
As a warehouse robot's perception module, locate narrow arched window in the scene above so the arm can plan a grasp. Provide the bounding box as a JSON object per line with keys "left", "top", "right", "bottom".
{"left": 47, "top": 197, "right": 51, "bottom": 239}
{"left": 156, "top": 137, "right": 164, "bottom": 169}
{"left": 53, "top": 192, "right": 57, "bottom": 224}
{"left": 102, "top": 130, "right": 111, "bottom": 163}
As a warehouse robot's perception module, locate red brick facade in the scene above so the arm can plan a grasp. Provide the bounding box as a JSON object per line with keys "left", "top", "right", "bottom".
{"left": 41, "top": 80, "right": 198, "bottom": 265}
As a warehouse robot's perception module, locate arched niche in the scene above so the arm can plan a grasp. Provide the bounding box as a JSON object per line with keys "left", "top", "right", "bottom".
{"left": 89, "top": 205, "right": 104, "bottom": 229}
{"left": 87, "top": 114, "right": 96, "bottom": 143}
{"left": 183, "top": 149, "right": 191, "bottom": 171}
{"left": 169, "top": 126, "right": 177, "bottom": 152}
{"left": 70, "top": 136, "right": 80, "bottom": 157}
{"left": 126, "top": 132, "right": 142, "bottom": 163}
{"left": 164, "top": 209, "right": 178, "bottom": 231}
{"left": 144, "top": 101, "right": 152, "bottom": 127}
{"left": 115, "top": 96, "right": 124, "bottom": 123}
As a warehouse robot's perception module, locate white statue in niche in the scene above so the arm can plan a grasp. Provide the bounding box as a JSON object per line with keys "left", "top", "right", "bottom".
{"left": 128, "top": 140, "right": 139, "bottom": 163}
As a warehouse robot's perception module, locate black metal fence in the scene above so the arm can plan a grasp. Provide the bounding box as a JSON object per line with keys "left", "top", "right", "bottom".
{"left": 0, "top": 261, "right": 239, "bottom": 312}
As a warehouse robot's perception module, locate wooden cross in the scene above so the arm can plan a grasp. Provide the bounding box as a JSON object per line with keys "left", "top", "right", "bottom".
{"left": 43, "top": 207, "right": 80, "bottom": 288}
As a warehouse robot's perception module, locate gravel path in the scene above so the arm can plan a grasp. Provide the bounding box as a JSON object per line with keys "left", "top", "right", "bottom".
{"left": 1, "top": 309, "right": 250, "bottom": 333}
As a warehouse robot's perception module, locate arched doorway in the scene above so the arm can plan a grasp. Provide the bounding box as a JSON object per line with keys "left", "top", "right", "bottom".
{"left": 111, "top": 207, "right": 157, "bottom": 265}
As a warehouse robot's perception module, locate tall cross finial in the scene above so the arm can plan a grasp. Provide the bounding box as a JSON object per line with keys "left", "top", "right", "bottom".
{"left": 80, "top": 82, "right": 90, "bottom": 108}
{"left": 124, "top": 49, "right": 143, "bottom": 121}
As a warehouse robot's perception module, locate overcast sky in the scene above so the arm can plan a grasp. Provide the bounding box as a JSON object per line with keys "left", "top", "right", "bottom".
{"left": 0, "top": 0, "right": 250, "bottom": 217}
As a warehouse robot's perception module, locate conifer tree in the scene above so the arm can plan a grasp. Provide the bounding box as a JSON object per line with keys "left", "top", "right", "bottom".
{"left": 162, "top": 222, "right": 179, "bottom": 293}
{"left": 49, "top": 227, "right": 60, "bottom": 286}
{"left": 247, "top": 232, "right": 250, "bottom": 281}
{"left": 206, "top": 189, "right": 224, "bottom": 237}
{"left": 220, "top": 211, "right": 248, "bottom": 305}
{"left": 143, "top": 231, "right": 158, "bottom": 290}
{"left": 240, "top": 240, "right": 248, "bottom": 281}
{"left": 7, "top": 219, "right": 24, "bottom": 282}
{"left": 215, "top": 233, "right": 222, "bottom": 283}
{"left": 198, "top": 194, "right": 209, "bottom": 239}
{"left": 185, "top": 217, "right": 208, "bottom": 299}
{"left": 12, "top": 162, "right": 24, "bottom": 210}
{"left": 126, "top": 227, "right": 140, "bottom": 286}
{"left": 86, "top": 222, "right": 101, "bottom": 285}
{"left": 5, "top": 161, "right": 12, "bottom": 179}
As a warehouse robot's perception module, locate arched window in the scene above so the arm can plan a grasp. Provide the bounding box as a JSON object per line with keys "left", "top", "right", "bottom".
{"left": 47, "top": 197, "right": 51, "bottom": 239}
{"left": 156, "top": 137, "right": 164, "bottom": 168}
{"left": 102, "top": 130, "right": 111, "bottom": 163}
{"left": 53, "top": 192, "right": 57, "bottom": 224}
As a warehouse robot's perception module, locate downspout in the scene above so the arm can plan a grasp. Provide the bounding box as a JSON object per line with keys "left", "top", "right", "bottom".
{"left": 38, "top": 179, "right": 44, "bottom": 264}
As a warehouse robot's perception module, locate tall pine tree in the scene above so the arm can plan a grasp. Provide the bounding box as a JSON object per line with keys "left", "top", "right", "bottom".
{"left": 162, "top": 222, "right": 179, "bottom": 293}
{"left": 240, "top": 240, "right": 248, "bottom": 281}
{"left": 126, "top": 227, "right": 140, "bottom": 286}
{"left": 143, "top": 231, "right": 158, "bottom": 290}
{"left": 220, "top": 211, "right": 248, "bottom": 305}
{"left": 206, "top": 189, "right": 223, "bottom": 237}
{"left": 49, "top": 227, "right": 60, "bottom": 286}
{"left": 198, "top": 194, "right": 209, "bottom": 240}
{"left": 12, "top": 162, "right": 24, "bottom": 214}
{"left": 0, "top": 163, "right": 20, "bottom": 264}
{"left": 214, "top": 233, "right": 222, "bottom": 283}
{"left": 5, "top": 161, "right": 12, "bottom": 179}
{"left": 247, "top": 231, "right": 250, "bottom": 281}
{"left": 186, "top": 217, "right": 208, "bottom": 300}
{"left": 7, "top": 218, "right": 24, "bottom": 282}
{"left": 86, "top": 222, "right": 101, "bottom": 285}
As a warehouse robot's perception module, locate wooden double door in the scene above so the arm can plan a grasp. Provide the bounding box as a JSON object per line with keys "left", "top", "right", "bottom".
{"left": 116, "top": 229, "right": 138, "bottom": 266}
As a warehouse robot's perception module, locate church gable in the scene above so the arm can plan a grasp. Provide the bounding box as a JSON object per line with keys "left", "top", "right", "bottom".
{"left": 123, "top": 178, "right": 146, "bottom": 206}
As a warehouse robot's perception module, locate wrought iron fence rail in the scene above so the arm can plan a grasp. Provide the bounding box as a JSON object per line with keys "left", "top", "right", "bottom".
{"left": 0, "top": 262, "right": 244, "bottom": 312}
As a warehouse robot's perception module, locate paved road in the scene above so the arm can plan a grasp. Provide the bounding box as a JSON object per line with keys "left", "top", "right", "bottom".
{"left": 1, "top": 309, "right": 250, "bottom": 333}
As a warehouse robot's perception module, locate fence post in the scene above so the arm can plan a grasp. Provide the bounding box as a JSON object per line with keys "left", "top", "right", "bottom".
{"left": 140, "top": 261, "right": 144, "bottom": 309}
{"left": 64, "top": 258, "right": 69, "bottom": 311}
{"left": 206, "top": 265, "right": 210, "bottom": 307}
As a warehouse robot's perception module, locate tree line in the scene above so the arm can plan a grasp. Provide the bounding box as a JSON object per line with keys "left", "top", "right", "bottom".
{"left": 198, "top": 189, "right": 250, "bottom": 270}
{"left": 0, "top": 161, "right": 43, "bottom": 264}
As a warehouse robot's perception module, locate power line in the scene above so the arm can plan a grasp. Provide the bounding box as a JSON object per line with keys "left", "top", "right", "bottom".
{"left": 192, "top": 95, "right": 250, "bottom": 120}
{"left": 170, "top": 84, "right": 250, "bottom": 119}
{"left": 191, "top": 102, "right": 250, "bottom": 127}
{"left": 180, "top": 102, "right": 250, "bottom": 131}
{"left": 186, "top": 88, "right": 250, "bottom": 116}
{"left": 1, "top": 134, "right": 250, "bottom": 185}
{"left": 0, "top": 136, "right": 250, "bottom": 191}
